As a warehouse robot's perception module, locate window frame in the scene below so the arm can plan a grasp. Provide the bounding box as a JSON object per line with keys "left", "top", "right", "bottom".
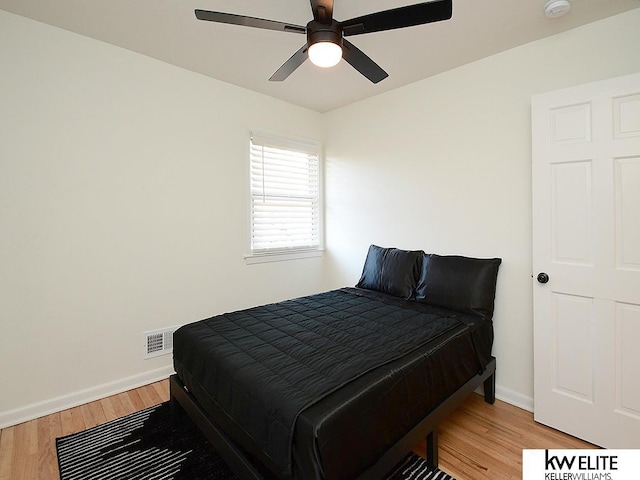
{"left": 245, "top": 130, "right": 324, "bottom": 264}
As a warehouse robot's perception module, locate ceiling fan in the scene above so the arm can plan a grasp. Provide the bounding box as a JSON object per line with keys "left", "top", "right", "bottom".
{"left": 195, "top": 0, "right": 453, "bottom": 83}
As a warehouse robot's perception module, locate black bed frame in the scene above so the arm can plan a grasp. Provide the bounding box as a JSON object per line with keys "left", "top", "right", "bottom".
{"left": 169, "top": 356, "right": 496, "bottom": 480}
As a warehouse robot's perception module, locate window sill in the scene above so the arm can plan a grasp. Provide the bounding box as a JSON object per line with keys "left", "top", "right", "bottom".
{"left": 245, "top": 249, "right": 324, "bottom": 265}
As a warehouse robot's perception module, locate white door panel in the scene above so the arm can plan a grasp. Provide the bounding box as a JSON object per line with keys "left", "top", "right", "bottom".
{"left": 532, "top": 72, "right": 640, "bottom": 448}
{"left": 551, "top": 292, "right": 594, "bottom": 402}
{"left": 616, "top": 302, "right": 640, "bottom": 418}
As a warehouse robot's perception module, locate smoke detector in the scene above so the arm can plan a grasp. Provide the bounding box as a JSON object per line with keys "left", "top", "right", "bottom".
{"left": 544, "top": 0, "right": 571, "bottom": 18}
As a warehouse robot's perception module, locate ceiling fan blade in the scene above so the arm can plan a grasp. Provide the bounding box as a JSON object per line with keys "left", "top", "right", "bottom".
{"left": 195, "top": 9, "right": 305, "bottom": 34}
{"left": 341, "top": 39, "right": 388, "bottom": 84}
{"left": 341, "top": 0, "right": 452, "bottom": 36}
{"left": 310, "top": 0, "right": 334, "bottom": 24}
{"left": 269, "top": 44, "right": 309, "bottom": 81}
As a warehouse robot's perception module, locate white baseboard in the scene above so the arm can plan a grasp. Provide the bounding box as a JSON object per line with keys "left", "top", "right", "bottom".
{"left": 474, "top": 383, "right": 534, "bottom": 413}
{"left": 0, "top": 367, "right": 535, "bottom": 430}
{"left": 0, "top": 365, "right": 175, "bottom": 429}
{"left": 495, "top": 385, "right": 534, "bottom": 412}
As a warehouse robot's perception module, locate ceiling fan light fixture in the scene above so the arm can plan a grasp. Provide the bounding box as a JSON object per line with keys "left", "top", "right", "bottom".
{"left": 308, "top": 41, "right": 342, "bottom": 68}
{"left": 195, "top": 0, "right": 454, "bottom": 82}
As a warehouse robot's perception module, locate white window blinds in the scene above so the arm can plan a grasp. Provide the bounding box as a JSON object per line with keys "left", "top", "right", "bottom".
{"left": 249, "top": 132, "right": 322, "bottom": 256}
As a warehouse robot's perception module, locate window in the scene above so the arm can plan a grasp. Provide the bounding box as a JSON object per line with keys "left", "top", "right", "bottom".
{"left": 248, "top": 132, "right": 322, "bottom": 261}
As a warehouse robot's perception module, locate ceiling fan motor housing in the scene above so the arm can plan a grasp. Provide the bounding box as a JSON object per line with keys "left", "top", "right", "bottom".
{"left": 307, "top": 19, "right": 343, "bottom": 49}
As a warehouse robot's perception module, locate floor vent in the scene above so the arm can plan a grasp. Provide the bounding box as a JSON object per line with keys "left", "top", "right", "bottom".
{"left": 144, "top": 326, "right": 178, "bottom": 359}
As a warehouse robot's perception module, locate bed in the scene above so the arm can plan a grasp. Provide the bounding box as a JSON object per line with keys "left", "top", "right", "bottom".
{"left": 171, "top": 245, "right": 501, "bottom": 480}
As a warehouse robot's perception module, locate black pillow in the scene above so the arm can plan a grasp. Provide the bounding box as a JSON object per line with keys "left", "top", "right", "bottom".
{"left": 415, "top": 254, "right": 501, "bottom": 319}
{"left": 356, "top": 245, "right": 423, "bottom": 299}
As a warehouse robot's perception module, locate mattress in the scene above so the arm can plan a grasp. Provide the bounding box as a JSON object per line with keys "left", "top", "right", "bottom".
{"left": 173, "top": 287, "right": 492, "bottom": 480}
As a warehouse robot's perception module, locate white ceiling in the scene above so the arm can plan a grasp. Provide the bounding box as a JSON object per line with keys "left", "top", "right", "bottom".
{"left": 2, "top": 0, "right": 639, "bottom": 112}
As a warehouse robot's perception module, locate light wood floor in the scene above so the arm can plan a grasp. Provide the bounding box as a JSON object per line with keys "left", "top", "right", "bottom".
{"left": 414, "top": 392, "right": 594, "bottom": 479}
{"left": 0, "top": 379, "right": 594, "bottom": 480}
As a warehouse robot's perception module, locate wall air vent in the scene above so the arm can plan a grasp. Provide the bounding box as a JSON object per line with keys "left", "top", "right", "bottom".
{"left": 143, "top": 326, "right": 179, "bottom": 359}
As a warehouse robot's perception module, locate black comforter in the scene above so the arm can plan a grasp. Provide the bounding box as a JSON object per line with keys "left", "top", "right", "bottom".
{"left": 173, "top": 287, "right": 491, "bottom": 479}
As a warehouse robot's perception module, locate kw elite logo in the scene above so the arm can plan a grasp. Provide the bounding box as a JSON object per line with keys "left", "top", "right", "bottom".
{"left": 544, "top": 450, "right": 617, "bottom": 480}
{"left": 523, "top": 449, "right": 640, "bottom": 480}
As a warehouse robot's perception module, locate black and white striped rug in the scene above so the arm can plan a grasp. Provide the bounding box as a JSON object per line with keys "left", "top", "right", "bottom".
{"left": 56, "top": 402, "right": 455, "bottom": 480}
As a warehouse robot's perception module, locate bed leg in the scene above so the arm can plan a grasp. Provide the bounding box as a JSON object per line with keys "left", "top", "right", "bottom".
{"left": 170, "top": 392, "right": 180, "bottom": 416}
{"left": 483, "top": 370, "right": 496, "bottom": 405}
{"left": 426, "top": 429, "right": 439, "bottom": 469}
{"left": 169, "top": 375, "right": 187, "bottom": 423}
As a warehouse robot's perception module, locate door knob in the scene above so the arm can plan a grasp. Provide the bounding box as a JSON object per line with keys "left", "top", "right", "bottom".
{"left": 537, "top": 272, "right": 550, "bottom": 284}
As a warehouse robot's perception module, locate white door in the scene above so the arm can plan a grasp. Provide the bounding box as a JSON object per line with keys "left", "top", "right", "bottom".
{"left": 532, "top": 72, "right": 640, "bottom": 448}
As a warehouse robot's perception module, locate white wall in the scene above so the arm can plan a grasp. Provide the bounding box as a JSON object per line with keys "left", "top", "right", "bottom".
{"left": 0, "top": 11, "right": 326, "bottom": 426}
{"left": 323, "top": 9, "right": 640, "bottom": 409}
